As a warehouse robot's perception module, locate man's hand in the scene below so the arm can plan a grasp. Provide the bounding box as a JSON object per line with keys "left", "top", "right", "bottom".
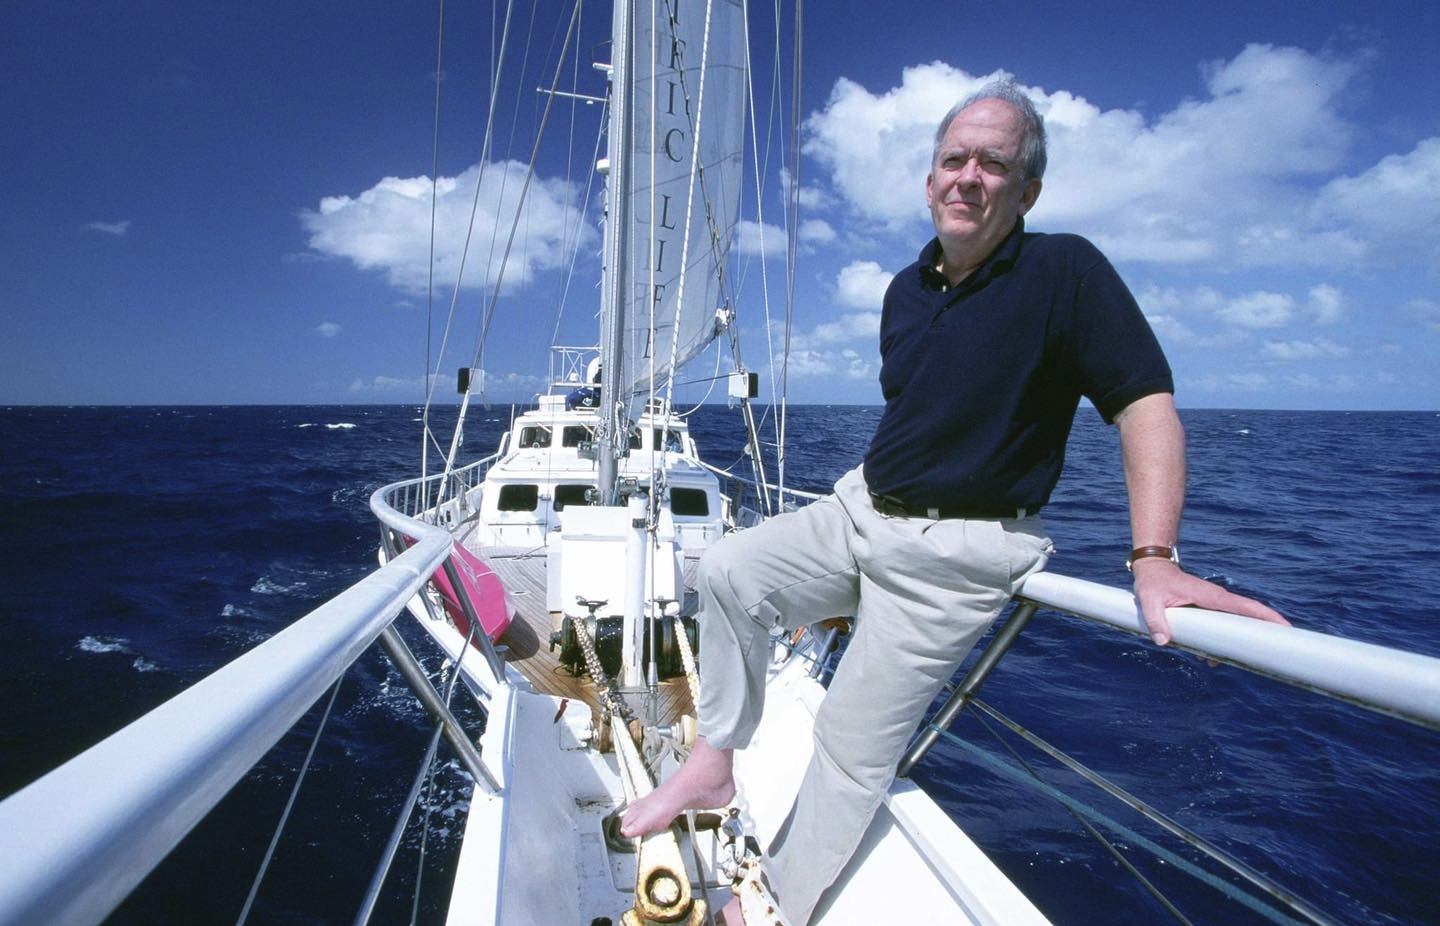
{"left": 1131, "top": 558, "right": 1290, "bottom": 645}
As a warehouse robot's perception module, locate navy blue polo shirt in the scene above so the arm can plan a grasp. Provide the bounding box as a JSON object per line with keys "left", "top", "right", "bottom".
{"left": 862, "top": 222, "right": 1173, "bottom": 510}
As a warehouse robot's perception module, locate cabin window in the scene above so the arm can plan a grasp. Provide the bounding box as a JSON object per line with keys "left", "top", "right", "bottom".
{"left": 518, "top": 426, "right": 551, "bottom": 448}
{"left": 562, "top": 426, "right": 594, "bottom": 448}
{"left": 554, "top": 484, "right": 592, "bottom": 511}
{"left": 653, "top": 428, "right": 684, "bottom": 453}
{"left": 670, "top": 488, "right": 709, "bottom": 516}
{"left": 497, "top": 484, "right": 539, "bottom": 512}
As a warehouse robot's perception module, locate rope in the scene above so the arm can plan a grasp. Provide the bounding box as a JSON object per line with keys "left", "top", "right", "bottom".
{"left": 671, "top": 612, "right": 701, "bottom": 707}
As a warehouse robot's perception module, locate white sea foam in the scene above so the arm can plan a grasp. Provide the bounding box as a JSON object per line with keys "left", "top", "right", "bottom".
{"left": 251, "top": 576, "right": 308, "bottom": 595}
{"left": 77, "top": 635, "right": 129, "bottom": 654}
{"left": 133, "top": 657, "right": 159, "bottom": 673}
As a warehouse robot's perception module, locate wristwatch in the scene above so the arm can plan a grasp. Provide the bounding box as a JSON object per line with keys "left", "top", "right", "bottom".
{"left": 1126, "top": 544, "right": 1180, "bottom": 572}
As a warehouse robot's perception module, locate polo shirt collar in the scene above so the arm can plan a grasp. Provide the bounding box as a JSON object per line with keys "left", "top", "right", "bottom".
{"left": 918, "top": 219, "right": 1027, "bottom": 292}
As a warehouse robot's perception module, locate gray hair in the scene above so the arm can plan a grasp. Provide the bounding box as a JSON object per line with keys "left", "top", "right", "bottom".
{"left": 932, "top": 79, "right": 1047, "bottom": 181}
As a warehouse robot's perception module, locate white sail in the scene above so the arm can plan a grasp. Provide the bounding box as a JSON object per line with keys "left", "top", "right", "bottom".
{"left": 606, "top": 0, "right": 748, "bottom": 401}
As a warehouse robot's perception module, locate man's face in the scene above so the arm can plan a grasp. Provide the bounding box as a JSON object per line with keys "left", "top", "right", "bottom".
{"left": 926, "top": 99, "right": 1042, "bottom": 256}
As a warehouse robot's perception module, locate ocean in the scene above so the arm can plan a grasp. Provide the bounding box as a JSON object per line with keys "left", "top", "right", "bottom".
{"left": 2, "top": 404, "right": 1437, "bottom": 925}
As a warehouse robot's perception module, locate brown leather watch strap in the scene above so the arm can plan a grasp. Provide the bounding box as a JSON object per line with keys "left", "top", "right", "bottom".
{"left": 1126, "top": 545, "right": 1178, "bottom": 572}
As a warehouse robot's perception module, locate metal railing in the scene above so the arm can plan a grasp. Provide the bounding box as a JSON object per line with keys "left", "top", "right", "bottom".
{"left": 0, "top": 499, "right": 453, "bottom": 926}
{"left": 696, "top": 459, "right": 826, "bottom": 526}
{"left": 0, "top": 467, "right": 516, "bottom": 926}
{"left": 893, "top": 570, "right": 1440, "bottom": 926}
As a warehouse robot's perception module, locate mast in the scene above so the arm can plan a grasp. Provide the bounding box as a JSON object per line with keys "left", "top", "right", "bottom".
{"left": 597, "top": 0, "right": 635, "bottom": 503}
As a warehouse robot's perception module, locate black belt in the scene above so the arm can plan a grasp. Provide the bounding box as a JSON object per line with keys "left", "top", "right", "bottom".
{"left": 869, "top": 492, "right": 1040, "bottom": 520}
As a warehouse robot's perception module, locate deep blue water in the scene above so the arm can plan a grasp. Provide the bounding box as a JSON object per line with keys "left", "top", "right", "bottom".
{"left": 2, "top": 404, "right": 1438, "bottom": 925}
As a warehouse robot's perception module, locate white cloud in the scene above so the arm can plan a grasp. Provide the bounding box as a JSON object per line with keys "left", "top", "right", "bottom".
{"left": 804, "top": 63, "right": 992, "bottom": 229}
{"left": 735, "top": 219, "right": 788, "bottom": 257}
{"left": 1313, "top": 137, "right": 1440, "bottom": 252}
{"left": 834, "top": 260, "right": 892, "bottom": 309}
{"left": 302, "top": 160, "right": 596, "bottom": 293}
{"left": 802, "top": 46, "right": 1440, "bottom": 271}
{"left": 1139, "top": 281, "right": 1357, "bottom": 355}
{"left": 85, "top": 220, "right": 131, "bottom": 236}
{"left": 1189, "top": 371, "right": 1273, "bottom": 393}
{"left": 1218, "top": 291, "right": 1295, "bottom": 329}
{"left": 794, "top": 312, "right": 881, "bottom": 349}
{"left": 798, "top": 219, "right": 836, "bottom": 244}
{"left": 783, "top": 347, "right": 875, "bottom": 380}
{"left": 781, "top": 167, "right": 825, "bottom": 211}
{"left": 1260, "top": 337, "right": 1350, "bottom": 361}
{"left": 1306, "top": 284, "right": 1346, "bottom": 325}
{"left": 348, "top": 375, "right": 428, "bottom": 396}
{"left": 1138, "top": 284, "right": 1225, "bottom": 317}
{"left": 315, "top": 322, "right": 341, "bottom": 338}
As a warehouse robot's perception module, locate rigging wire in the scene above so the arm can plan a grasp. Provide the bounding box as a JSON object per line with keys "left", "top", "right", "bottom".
{"left": 353, "top": 725, "right": 446, "bottom": 926}
{"left": 780, "top": 0, "right": 803, "bottom": 495}
{"left": 431, "top": 0, "right": 584, "bottom": 506}
{"left": 464, "top": 1, "right": 585, "bottom": 401}
{"left": 421, "top": 0, "right": 519, "bottom": 484}
{"left": 548, "top": 5, "right": 604, "bottom": 351}
{"left": 936, "top": 705, "right": 1337, "bottom": 926}
{"left": 421, "top": 0, "right": 448, "bottom": 493}
{"left": 234, "top": 677, "right": 346, "bottom": 926}
{"left": 971, "top": 708, "right": 1196, "bottom": 925}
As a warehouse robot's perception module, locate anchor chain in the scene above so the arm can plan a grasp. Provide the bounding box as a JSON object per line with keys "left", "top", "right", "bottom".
{"left": 568, "top": 610, "right": 635, "bottom": 725}
{"left": 570, "top": 614, "right": 706, "bottom": 925}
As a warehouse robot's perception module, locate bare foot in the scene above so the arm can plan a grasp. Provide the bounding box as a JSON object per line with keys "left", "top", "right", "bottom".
{"left": 620, "top": 736, "right": 736, "bottom": 838}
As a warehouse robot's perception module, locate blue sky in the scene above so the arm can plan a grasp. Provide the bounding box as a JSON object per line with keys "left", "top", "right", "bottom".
{"left": 4, "top": 0, "right": 1437, "bottom": 409}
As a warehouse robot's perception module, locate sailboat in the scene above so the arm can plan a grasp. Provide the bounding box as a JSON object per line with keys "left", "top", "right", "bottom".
{"left": 2, "top": 3, "right": 1438, "bottom": 926}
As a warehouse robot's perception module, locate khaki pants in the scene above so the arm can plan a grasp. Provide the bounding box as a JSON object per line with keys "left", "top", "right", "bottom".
{"left": 695, "top": 467, "right": 1051, "bottom": 924}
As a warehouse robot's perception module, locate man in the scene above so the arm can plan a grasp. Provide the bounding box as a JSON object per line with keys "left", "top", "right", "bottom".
{"left": 623, "top": 79, "right": 1289, "bottom": 925}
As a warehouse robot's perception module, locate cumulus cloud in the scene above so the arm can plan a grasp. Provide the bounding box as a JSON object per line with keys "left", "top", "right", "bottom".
{"left": 1306, "top": 284, "right": 1346, "bottom": 325}
{"left": 784, "top": 347, "right": 875, "bottom": 380}
{"left": 781, "top": 167, "right": 825, "bottom": 211}
{"left": 804, "top": 63, "right": 988, "bottom": 229}
{"left": 798, "top": 219, "right": 836, "bottom": 244}
{"left": 834, "top": 260, "right": 893, "bottom": 309}
{"left": 1140, "top": 282, "right": 1352, "bottom": 338}
{"left": 1312, "top": 137, "right": 1440, "bottom": 257}
{"left": 735, "top": 219, "right": 788, "bottom": 257}
{"left": 793, "top": 312, "right": 881, "bottom": 350}
{"left": 85, "top": 220, "right": 131, "bottom": 236}
{"left": 1260, "top": 337, "right": 1350, "bottom": 361}
{"left": 1189, "top": 371, "right": 1273, "bottom": 393}
{"left": 802, "top": 46, "right": 1440, "bottom": 271}
{"left": 1218, "top": 291, "right": 1295, "bottom": 329}
{"left": 315, "top": 322, "right": 341, "bottom": 338}
{"left": 301, "top": 160, "right": 596, "bottom": 293}
{"left": 348, "top": 375, "right": 429, "bottom": 397}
